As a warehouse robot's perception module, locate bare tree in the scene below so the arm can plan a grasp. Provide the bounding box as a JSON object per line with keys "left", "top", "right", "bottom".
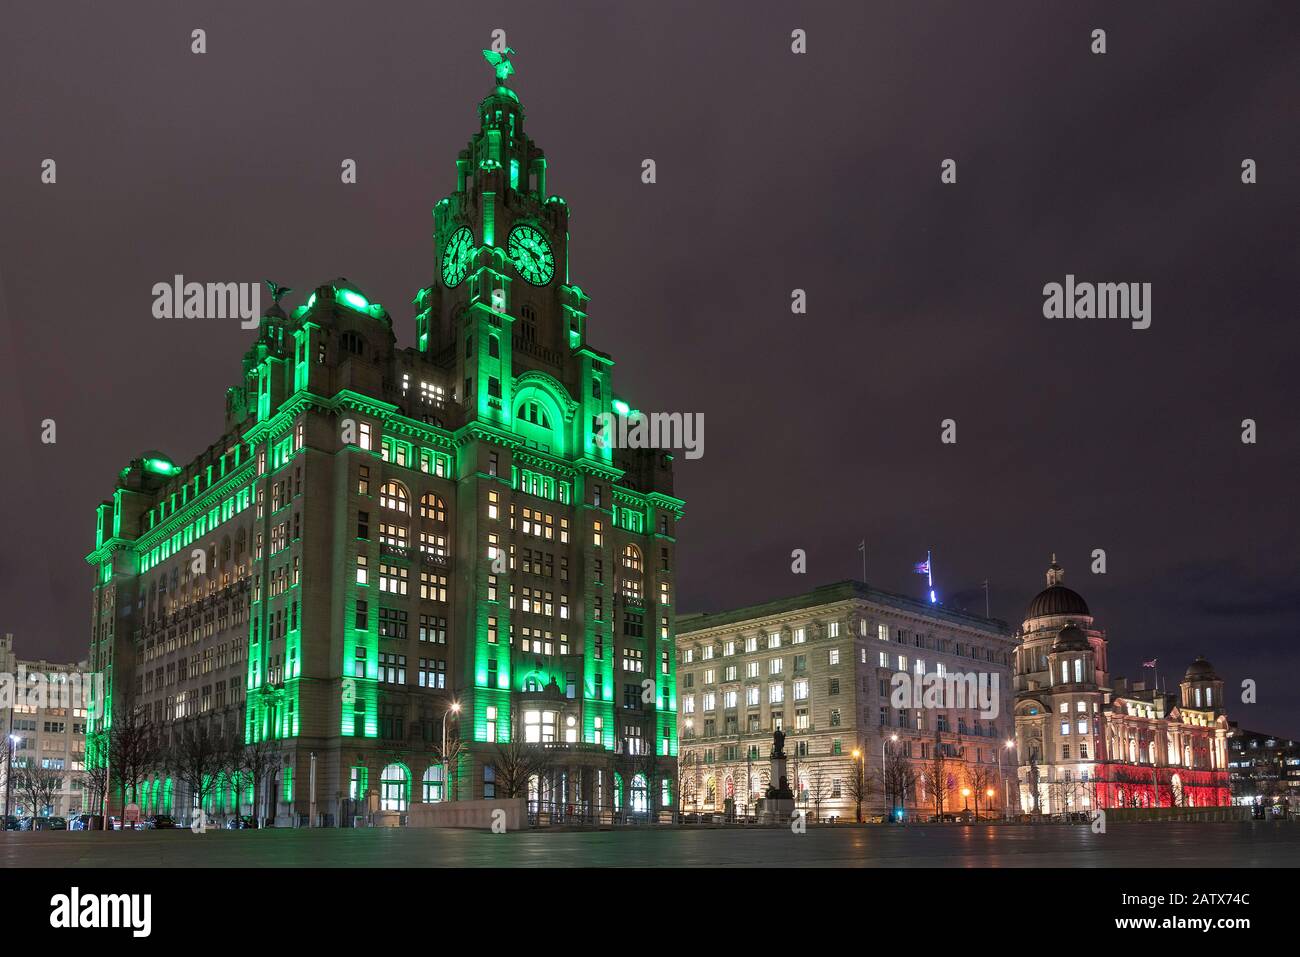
{"left": 435, "top": 728, "right": 470, "bottom": 802}
{"left": 488, "top": 737, "right": 552, "bottom": 799}
{"left": 967, "top": 763, "right": 995, "bottom": 820}
{"left": 1110, "top": 767, "right": 1146, "bottom": 808}
{"left": 805, "top": 762, "right": 830, "bottom": 821}
{"left": 166, "top": 719, "right": 234, "bottom": 827}
{"left": 233, "top": 733, "right": 282, "bottom": 826}
{"left": 76, "top": 763, "right": 110, "bottom": 818}
{"left": 879, "top": 745, "right": 917, "bottom": 820}
{"left": 922, "top": 738, "right": 956, "bottom": 819}
{"left": 13, "top": 765, "right": 62, "bottom": 818}
{"left": 846, "top": 754, "right": 870, "bottom": 822}
{"left": 106, "top": 698, "right": 162, "bottom": 827}
{"left": 677, "top": 752, "right": 699, "bottom": 812}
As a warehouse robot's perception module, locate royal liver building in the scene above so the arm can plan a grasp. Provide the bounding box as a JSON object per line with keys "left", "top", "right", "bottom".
{"left": 86, "top": 50, "right": 682, "bottom": 824}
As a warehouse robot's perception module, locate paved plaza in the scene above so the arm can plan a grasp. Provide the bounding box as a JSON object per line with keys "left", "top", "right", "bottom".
{"left": 2, "top": 822, "right": 1296, "bottom": 868}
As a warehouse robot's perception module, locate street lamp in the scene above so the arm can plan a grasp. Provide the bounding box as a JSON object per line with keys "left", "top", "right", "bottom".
{"left": 999, "top": 738, "right": 1015, "bottom": 819}
{"left": 882, "top": 733, "right": 899, "bottom": 821}
{"left": 441, "top": 701, "right": 461, "bottom": 802}
{"left": 851, "top": 749, "right": 863, "bottom": 823}
{"left": 961, "top": 786, "right": 971, "bottom": 819}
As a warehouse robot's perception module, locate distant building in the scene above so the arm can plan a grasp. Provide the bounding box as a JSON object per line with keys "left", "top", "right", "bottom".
{"left": 677, "top": 581, "right": 1017, "bottom": 821}
{"left": 0, "top": 633, "right": 90, "bottom": 818}
{"left": 1013, "top": 557, "right": 1232, "bottom": 813}
{"left": 1227, "top": 725, "right": 1299, "bottom": 811}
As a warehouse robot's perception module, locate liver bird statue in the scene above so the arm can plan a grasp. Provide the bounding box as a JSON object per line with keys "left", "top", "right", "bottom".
{"left": 482, "top": 47, "right": 516, "bottom": 84}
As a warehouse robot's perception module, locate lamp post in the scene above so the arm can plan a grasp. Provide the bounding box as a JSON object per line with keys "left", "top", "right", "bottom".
{"left": 1000, "top": 738, "right": 1015, "bottom": 819}
{"left": 961, "top": 786, "right": 971, "bottom": 819}
{"left": 985, "top": 788, "right": 995, "bottom": 822}
{"left": 441, "top": 701, "right": 460, "bottom": 802}
{"left": 3, "top": 734, "right": 17, "bottom": 820}
{"left": 882, "top": 733, "right": 899, "bottom": 821}
{"left": 851, "top": 749, "right": 863, "bottom": 823}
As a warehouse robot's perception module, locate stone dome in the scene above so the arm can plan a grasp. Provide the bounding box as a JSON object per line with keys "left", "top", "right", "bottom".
{"left": 1052, "top": 623, "right": 1091, "bottom": 652}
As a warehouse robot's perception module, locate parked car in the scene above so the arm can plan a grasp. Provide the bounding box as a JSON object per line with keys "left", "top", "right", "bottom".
{"left": 1, "top": 815, "right": 21, "bottom": 831}
{"left": 225, "top": 815, "right": 259, "bottom": 830}
{"left": 69, "top": 814, "right": 105, "bottom": 831}
{"left": 140, "top": 814, "right": 176, "bottom": 830}
{"left": 18, "top": 816, "right": 68, "bottom": 831}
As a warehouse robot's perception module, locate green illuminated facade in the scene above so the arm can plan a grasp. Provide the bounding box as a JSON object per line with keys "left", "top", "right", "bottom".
{"left": 85, "top": 51, "right": 681, "bottom": 822}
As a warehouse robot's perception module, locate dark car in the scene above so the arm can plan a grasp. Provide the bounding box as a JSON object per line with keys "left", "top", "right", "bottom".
{"left": 2, "top": 815, "right": 21, "bottom": 831}
{"left": 225, "top": 815, "right": 259, "bottom": 830}
{"left": 69, "top": 814, "right": 105, "bottom": 831}
{"left": 140, "top": 814, "right": 176, "bottom": 830}
{"left": 18, "top": 816, "right": 67, "bottom": 831}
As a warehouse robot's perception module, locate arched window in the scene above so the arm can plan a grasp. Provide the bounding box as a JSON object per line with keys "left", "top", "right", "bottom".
{"left": 631, "top": 774, "right": 649, "bottom": 814}
{"left": 622, "top": 544, "right": 642, "bottom": 571}
{"left": 520, "top": 401, "right": 550, "bottom": 428}
{"left": 380, "top": 764, "right": 409, "bottom": 811}
{"left": 420, "top": 492, "right": 446, "bottom": 522}
{"left": 422, "top": 766, "right": 445, "bottom": 803}
{"left": 380, "top": 481, "right": 409, "bottom": 513}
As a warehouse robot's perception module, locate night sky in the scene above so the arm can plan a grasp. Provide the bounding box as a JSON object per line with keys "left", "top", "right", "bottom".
{"left": 1, "top": 2, "right": 1296, "bottom": 734}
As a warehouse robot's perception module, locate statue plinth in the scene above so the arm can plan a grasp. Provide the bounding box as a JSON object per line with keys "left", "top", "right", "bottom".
{"left": 756, "top": 731, "right": 796, "bottom": 823}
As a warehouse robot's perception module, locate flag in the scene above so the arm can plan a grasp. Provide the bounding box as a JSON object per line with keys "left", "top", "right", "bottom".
{"left": 858, "top": 540, "right": 865, "bottom": 552}
{"left": 1142, "top": 658, "right": 1158, "bottom": 668}
{"left": 913, "top": 560, "right": 930, "bottom": 575}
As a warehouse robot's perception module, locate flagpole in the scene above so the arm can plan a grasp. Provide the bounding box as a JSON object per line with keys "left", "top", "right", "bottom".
{"left": 858, "top": 540, "right": 866, "bottom": 584}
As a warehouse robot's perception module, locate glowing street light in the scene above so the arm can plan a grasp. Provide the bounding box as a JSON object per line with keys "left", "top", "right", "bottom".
{"left": 441, "top": 701, "right": 461, "bottom": 803}
{"left": 851, "top": 749, "right": 864, "bottom": 823}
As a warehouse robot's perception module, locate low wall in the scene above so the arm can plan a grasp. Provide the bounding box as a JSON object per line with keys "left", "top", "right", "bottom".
{"left": 1102, "top": 805, "right": 1251, "bottom": 824}
{"left": 406, "top": 798, "right": 527, "bottom": 830}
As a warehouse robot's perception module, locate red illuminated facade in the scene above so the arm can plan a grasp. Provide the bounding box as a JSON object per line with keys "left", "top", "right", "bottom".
{"left": 1012, "top": 557, "right": 1231, "bottom": 814}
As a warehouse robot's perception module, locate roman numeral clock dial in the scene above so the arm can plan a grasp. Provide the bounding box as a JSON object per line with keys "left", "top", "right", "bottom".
{"left": 441, "top": 226, "right": 474, "bottom": 287}
{"left": 508, "top": 224, "right": 555, "bottom": 286}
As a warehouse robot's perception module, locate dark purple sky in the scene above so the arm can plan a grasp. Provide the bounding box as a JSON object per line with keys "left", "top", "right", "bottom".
{"left": 1, "top": 2, "right": 1296, "bottom": 733}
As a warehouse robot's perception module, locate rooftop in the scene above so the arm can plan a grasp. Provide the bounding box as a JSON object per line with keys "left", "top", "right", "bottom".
{"left": 678, "top": 579, "right": 1009, "bottom": 638}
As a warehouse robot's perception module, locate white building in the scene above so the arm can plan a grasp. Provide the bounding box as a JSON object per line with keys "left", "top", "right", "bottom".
{"left": 1, "top": 633, "right": 91, "bottom": 818}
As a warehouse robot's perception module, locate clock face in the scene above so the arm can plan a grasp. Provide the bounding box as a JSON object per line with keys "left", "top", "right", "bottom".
{"left": 441, "top": 226, "right": 474, "bottom": 287}
{"left": 508, "top": 224, "right": 555, "bottom": 286}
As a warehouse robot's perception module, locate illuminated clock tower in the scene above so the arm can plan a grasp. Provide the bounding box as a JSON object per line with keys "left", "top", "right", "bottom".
{"left": 86, "top": 49, "right": 681, "bottom": 826}
{"left": 415, "top": 49, "right": 684, "bottom": 810}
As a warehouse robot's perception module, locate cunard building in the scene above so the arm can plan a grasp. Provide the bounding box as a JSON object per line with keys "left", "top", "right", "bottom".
{"left": 1013, "top": 557, "right": 1231, "bottom": 813}
{"left": 85, "top": 50, "right": 682, "bottom": 824}
{"left": 677, "top": 582, "right": 1018, "bottom": 821}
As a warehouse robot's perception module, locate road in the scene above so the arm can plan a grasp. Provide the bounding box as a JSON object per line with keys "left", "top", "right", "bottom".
{"left": 2, "top": 822, "right": 1297, "bottom": 867}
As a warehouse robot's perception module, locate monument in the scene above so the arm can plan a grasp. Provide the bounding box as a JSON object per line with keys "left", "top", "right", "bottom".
{"left": 756, "top": 728, "right": 797, "bottom": 824}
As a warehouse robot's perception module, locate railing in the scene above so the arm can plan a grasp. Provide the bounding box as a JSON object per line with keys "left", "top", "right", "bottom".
{"left": 525, "top": 800, "right": 672, "bottom": 827}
